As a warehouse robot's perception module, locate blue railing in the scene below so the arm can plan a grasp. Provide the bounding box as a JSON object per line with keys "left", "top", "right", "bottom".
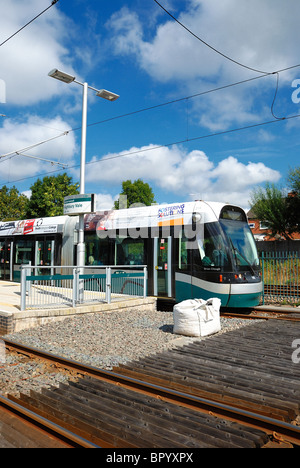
{"left": 20, "top": 265, "right": 147, "bottom": 311}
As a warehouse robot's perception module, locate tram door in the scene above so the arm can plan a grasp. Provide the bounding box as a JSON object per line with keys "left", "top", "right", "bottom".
{"left": 0, "top": 240, "right": 12, "bottom": 281}
{"left": 153, "top": 237, "right": 172, "bottom": 297}
{"left": 36, "top": 239, "right": 55, "bottom": 275}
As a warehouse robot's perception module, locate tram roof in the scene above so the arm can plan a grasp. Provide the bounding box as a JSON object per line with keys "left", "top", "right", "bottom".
{"left": 0, "top": 201, "right": 246, "bottom": 237}
{"left": 84, "top": 200, "right": 238, "bottom": 232}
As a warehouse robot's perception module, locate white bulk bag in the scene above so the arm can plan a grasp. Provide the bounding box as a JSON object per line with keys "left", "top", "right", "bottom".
{"left": 173, "top": 298, "right": 221, "bottom": 337}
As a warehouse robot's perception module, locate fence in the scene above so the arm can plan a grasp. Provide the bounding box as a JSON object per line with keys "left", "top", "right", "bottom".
{"left": 260, "top": 251, "right": 300, "bottom": 304}
{"left": 20, "top": 265, "right": 147, "bottom": 311}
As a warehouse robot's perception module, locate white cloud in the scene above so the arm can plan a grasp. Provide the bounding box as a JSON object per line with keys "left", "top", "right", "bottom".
{"left": 95, "top": 193, "right": 118, "bottom": 211}
{"left": 0, "top": 116, "right": 77, "bottom": 182}
{"left": 85, "top": 144, "right": 281, "bottom": 209}
{"left": 107, "top": 8, "right": 143, "bottom": 57}
{"left": 22, "top": 190, "right": 31, "bottom": 199}
{"left": 0, "top": 1, "right": 288, "bottom": 212}
{"left": 109, "top": 1, "right": 300, "bottom": 82}
{"left": 0, "top": 0, "right": 77, "bottom": 106}
{"left": 108, "top": 1, "right": 300, "bottom": 130}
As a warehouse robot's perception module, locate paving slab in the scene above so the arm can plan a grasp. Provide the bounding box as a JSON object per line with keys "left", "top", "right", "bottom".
{"left": 0, "top": 281, "right": 156, "bottom": 335}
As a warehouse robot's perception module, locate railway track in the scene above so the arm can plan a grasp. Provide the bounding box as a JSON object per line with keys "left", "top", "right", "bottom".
{"left": 221, "top": 306, "right": 300, "bottom": 321}
{"left": 0, "top": 394, "right": 98, "bottom": 448}
{"left": 1, "top": 317, "right": 300, "bottom": 448}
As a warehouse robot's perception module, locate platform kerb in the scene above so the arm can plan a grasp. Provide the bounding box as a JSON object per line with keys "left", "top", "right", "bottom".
{"left": 0, "top": 297, "right": 157, "bottom": 335}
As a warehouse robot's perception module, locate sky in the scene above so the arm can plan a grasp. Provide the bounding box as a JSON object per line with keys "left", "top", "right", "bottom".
{"left": 1, "top": 0, "right": 300, "bottom": 213}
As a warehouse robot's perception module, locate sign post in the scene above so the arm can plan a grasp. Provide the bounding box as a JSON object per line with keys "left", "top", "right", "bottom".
{"left": 64, "top": 194, "right": 95, "bottom": 304}
{"left": 63, "top": 194, "right": 95, "bottom": 217}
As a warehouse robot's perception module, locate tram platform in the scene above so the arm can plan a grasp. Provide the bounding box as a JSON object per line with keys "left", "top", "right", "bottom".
{"left": 0, "top": 281, "right": 156, "bottom": 336}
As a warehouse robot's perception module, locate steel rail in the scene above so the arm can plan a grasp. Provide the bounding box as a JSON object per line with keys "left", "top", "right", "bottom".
{"left": 3, "top": 338, "right": 300, "bottom": 447}
{"left": 220, "top": 313, "right": 300, "bottom": 321}
{"left": 0, "top": 394, "right": 99, "bottom": 448}
{"left": 221, "top": 307, "right": 300, "bottom": 321}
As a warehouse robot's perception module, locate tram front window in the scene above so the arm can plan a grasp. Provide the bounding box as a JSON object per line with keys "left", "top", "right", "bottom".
{"left": 220, "top": 219, "right": 259, "bottom": 272}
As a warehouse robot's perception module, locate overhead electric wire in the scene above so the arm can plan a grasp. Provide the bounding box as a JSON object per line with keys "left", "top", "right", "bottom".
{"left": 84, "top": 112, "right": 300, "bottom": 166}
{"left": 2, "top": 111, "right": 300, "bottom": 188}
{"left": 0, "top": 0, "right": 59, "bottom": 47}
{"left": 270, "top": 72, "right": 285, "bottom": 120}
{"left": 0, "top": 131, "right": 69, "bottom": 162}
{"left": 72, "top": 66, "right": 299, "bottom": 133}
{"left": 1, "top": 64, "right": 297, "bottom": 162}
{"left": 2, "top": 63, "right": 300, "bottom": 187}
{"left": 152, "top": 0, "right": 300, "bottom": 117}
{"left": 153, "top": 0, "right": 270, "bottom": 75}
{"left": 2, "top": 58, "right": 300, "bottom": 186}
{"left": 77, "top": 74, "right": 269, "bottom": 132}
{"left": 15, "top": 152, "right": 68, "bottom": 168}
{"left": 1, "top": 76, "right": 268, "bottom": 165}
{"left": 2, "top": 0, "right": 300, "bottom": 188}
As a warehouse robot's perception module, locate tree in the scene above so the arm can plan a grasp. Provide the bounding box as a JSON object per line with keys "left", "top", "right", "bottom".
{"left": 26, "top": 173, "right": 79, "bottom": 218}
{"left": 250, "top": 182, "right": 293, "bottom": 240}
{"left": 0, "top": 185, "right": 28, "bottom": 221}
{"left": 287, "top": 166, "right": 300, "bottom": 193}
{"left": 114, "top": 179, "right": 156, "bottom": 209}
{"left": 286, "top": 166, "right": 300, "bottom": 233}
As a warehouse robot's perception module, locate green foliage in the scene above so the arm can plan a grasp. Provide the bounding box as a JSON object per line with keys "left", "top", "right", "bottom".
{"left": 288, "top": 166, "right": 300, "bottom": 193}
{"left": 114, "top": 179, "right": 156, "bottom": 209}
{"left": 286, "top": 167, "right": 300, "bottom": 232}
{"left": 0, "top": 185, "right": 28, "bottom": 221}
{"left": 250, "top": 183, "right": 293, "bottom": 240}
{"left": 26, "top": 173, "right": 79, "bottom": 218}
{"left": 250, "top": 165, "right": 300, "bottom": 239}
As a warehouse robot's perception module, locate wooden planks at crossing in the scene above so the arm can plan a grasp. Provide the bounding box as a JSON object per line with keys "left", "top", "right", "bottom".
{"left": 114, "top": 320, "right": 300, "bottom": 423}
{"left": 4, "top": 319, "right": 300, "bottom": 448}
{"left": 0, "top": 398, "right": 71, "bottom": 448}
{"left": 9, "top": 376, "right": 269, "bottom": 448}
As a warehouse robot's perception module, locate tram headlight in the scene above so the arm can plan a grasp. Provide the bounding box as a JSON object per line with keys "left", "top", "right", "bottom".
{"left": 192, "top": 212, "right": 202, "bottom": 233}
{"left": 192, "top": 212, "right": 202, "bottom": 224}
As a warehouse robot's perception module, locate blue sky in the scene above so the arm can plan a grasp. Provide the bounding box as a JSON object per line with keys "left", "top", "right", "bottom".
{"left": 1, "top": 0, "right": 300, "bottom": 212}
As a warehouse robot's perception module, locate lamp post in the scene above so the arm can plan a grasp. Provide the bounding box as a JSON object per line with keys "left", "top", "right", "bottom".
{"left": 48, "top": 69, "right": 119, "bottom": 268}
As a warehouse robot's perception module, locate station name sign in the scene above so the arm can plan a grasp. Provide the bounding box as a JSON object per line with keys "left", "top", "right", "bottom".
{"left": 64, "top": 194, "right": 95, "bottom": 216}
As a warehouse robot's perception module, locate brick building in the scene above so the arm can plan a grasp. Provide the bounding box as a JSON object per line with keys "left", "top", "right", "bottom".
{"left": 247, "top": 208, "right": 300, "bottom": 241}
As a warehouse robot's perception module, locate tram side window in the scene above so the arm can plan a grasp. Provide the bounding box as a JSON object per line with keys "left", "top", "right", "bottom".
{"left": 115, "top": 237, "right": 145, "bottom": 265}
{"left": 178, "top": 234, "right": 189, "bottom": 271}
{"left": 15, "top": 240, "right": 34, "bottom": 265}
{"left": 0, "top": 242, "right": 7, "bottom": 264}
{"left": 85, "top": 234, "right": 110, "bottom": 265}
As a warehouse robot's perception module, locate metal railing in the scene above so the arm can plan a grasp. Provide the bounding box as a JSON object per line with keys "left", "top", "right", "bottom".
{"left": 20, "top": 265, "right": 148, "bottom": 311}
{"left": 260, "top": 251, "right": 300, "bottom": 304}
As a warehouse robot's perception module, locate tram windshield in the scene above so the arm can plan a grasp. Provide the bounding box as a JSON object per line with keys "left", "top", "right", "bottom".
{"left": 195, "top": 218, "right": 259, "bottom": 273}
{"left": 220, "top": 219, "right": 260, "bottom": 272}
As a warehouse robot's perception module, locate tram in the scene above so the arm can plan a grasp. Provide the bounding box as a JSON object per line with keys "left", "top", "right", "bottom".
{"left": 0, "top": 200, "right": 262, "bottom": 307}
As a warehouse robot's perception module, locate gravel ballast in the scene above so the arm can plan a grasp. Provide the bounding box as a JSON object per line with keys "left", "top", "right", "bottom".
{"left": 1, "top": 308, "right": 259, "bottom": 396}
{"left": 3, "top": 309, "right": 258, "bottom": 368}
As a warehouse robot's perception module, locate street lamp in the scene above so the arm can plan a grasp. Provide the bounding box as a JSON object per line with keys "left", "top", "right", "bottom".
{"left": 48, "top": 68, "right": 119, "bottom": 268}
